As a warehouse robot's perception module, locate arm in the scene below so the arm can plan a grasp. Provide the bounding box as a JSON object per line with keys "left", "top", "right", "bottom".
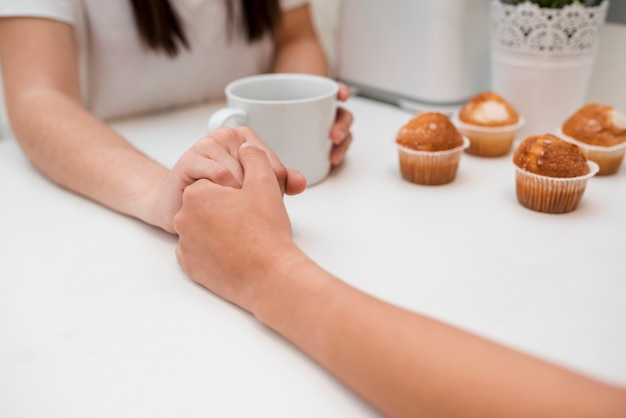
{"left": 0, "top": 18, "right": 167, "bottom": 226}
{"left": 272, "top": 4, "right": 328, "bottom": 76}
{"left": 0, "top": 18, "right": 305, "bottom": 233}
{"left": 272, "top": 5, "right": 353, "bottom": 165}
{"left": 174, "top": 143, "right": 626, "bottom": 418}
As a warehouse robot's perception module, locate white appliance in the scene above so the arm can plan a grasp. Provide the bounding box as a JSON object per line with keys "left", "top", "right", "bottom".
{"left": 335, "top": 0, "right": 491, "bottom": 113}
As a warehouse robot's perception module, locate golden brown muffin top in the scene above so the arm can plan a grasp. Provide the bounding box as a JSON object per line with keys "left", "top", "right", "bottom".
{"left": 513, "top": 134, "right": 590, "bottom": 178}
{"left": 458, "top": 91, "right": 519, "bottom": 127}
{"left": 396, "top": 112, "right": 464, "bottom": 152}
{"left": 562, "top": 103, "right": 626, "bottom": 147}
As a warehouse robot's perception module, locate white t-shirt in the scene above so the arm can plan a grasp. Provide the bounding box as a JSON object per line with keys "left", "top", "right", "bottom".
{"left": 0, "top": 0, "right": 307, "bottom": 135}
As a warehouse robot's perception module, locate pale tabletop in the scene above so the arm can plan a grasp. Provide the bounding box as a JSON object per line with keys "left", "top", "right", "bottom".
{"left": 1, "top": 96, "right": 625, "bottom": 418}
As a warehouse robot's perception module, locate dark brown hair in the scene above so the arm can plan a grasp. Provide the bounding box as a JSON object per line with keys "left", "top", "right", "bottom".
{"left": 130, "top": 0, "right": 282, "bottom": 57}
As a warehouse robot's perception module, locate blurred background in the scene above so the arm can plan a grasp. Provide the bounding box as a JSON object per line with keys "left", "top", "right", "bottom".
{"left": 310, "top": 0, "right": 625, "bottom": 117}
{"left": 1, "top": 1, "right": 624, "bottom": 137}
{"left": 310, "top": 0, "right": 626, "bottom": 76}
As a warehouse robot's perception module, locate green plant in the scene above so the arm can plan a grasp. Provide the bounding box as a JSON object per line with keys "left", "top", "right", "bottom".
{"left": 499, "top": 0, "right": 605, "bottom": 7}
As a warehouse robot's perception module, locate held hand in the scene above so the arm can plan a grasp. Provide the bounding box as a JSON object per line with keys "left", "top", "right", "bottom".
{"left": 330, "top": 82, "right": 354, "bottom": 166}
{"left": 154, "top": 126, "right": 306, "bottom": 233}
{"left": 174, "top": 143, "right": 304, "bottom": 312}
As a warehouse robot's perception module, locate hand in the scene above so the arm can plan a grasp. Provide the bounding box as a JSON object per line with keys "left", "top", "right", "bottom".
{"left": 329, "top": 82, "right": 354, "bottom": 166}
{"left": 174, "top": 143, "right": 305, "bottom": 312}
{"left": 153, "top": 126, "right": 307, "bottom": 233}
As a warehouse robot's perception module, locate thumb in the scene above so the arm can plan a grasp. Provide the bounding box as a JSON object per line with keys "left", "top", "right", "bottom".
{"left": 238, "top": 143, "right": 284, "bottom": 195}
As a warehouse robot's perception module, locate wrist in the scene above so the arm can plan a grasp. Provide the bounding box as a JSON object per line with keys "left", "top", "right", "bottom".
{"left": 252, "top": 246, "right": 338, "bottom": 343}
{"left": 132, "top": 166, "right": 171, "bottom": 231}
{"left": 251, "top": 245, "right": 308, "bottom": 321}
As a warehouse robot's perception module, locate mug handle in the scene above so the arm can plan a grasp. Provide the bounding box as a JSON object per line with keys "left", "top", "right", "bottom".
{"left": 207, "top": 108, "right": 248, "bottom": 133}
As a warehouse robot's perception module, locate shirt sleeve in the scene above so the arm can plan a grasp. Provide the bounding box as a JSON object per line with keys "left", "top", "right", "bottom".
{"left": 0, "top": 0, "right": 76, "bottom": 24}
{"left": 281, "top": 0, "right": 309, "bottom": 11}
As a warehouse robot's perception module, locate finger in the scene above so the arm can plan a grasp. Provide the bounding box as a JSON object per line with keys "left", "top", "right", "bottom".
{"left": 205, "top": 126, "right": 246, "bottom": 157}
{"left": 337, "top": 82, "right": 351, "bottom": 102}
{"left": 233, "top": 126, "right": 286, "bottom": 171}
{"left": 174, "top": 178, "right": 218, "bottom": 236}
{"left": 284, "top": 168, "right": 307, "bottom": 196}
{"left": 178, "top": 150, "right": 243, "bottom": 188}
{"left": 330, "top": 107, "right": 354, "bottom": 145}
{"left": 331, "top": 132, "right": 353, "bottom": 166}
{"left": 238, "top": 143, "right": 284, "bottom": 198}
{"left": 195, "top": 128, "right": 246, "bottom": 185}
{"left": 233, "top": 126, "right": 289, "bottom": 194}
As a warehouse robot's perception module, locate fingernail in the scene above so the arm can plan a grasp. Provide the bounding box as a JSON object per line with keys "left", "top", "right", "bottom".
{"left": 240, "top": 142, "right": 257, "bottom": 150}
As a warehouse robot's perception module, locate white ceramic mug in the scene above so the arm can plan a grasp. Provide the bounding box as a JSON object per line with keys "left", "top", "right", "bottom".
{"left": 207, "top": 73, "right": 339, "bottom": 186}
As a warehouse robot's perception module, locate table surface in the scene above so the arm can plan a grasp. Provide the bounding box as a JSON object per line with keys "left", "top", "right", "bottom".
{"left": 1, "top": 95, "right": 625, "bottom": 417}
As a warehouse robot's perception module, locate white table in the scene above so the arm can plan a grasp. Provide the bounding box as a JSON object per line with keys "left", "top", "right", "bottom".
{"left": 1, "top": 95, "right": 625, "bottom": 417}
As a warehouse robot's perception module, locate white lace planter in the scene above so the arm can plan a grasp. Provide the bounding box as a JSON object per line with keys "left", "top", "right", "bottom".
{"left": 490, "top": 0, "right": 609, "bottom": 138}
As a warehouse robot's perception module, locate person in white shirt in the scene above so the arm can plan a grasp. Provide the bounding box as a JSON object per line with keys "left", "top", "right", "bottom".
{"left": 174, "top": 139, "right": 626, "bottom": 418}
{"left": 0, "top": 0, "right": 353, "bottom": 232}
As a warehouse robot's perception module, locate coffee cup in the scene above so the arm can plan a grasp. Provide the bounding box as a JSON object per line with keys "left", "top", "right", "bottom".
{"left": 207, "top": 73, "right": 339, "bottom": 186}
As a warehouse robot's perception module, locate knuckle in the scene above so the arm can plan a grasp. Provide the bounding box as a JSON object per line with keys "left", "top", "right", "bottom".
{"left": 235, "top": 126, "right": 261, "bottom": 143}
{"left": 235, "top": 126, "right": 255, "bottom": 136}
{"left": 177, "top": 147, "right": 193, "bottom": 161}
{"left": 210, "top": 165, "right": 236, "bottom": 185}
{"left": 213, "top": 168, "right": 231, "bottom": 183}
{"left": 212, "top": 125, "right": 237, "bottom": 139}
{"left": 197, "top": 136, "right": 216, "bottom": 148}
{"left": 273, "top": 162, "right": 288, "bottom": 180}
{"left": 215, "top": 125, "right": 235, "bottom": 135}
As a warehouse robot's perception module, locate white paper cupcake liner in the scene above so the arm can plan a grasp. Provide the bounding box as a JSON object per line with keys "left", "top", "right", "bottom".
{"left": 452, "top": 113, "right": 525, "bottom": 157}
{"left": 397, "top": 137, "right": 470, "bottom": 185}
{"left": 514, "top": 161, "right": 599, "bottom": 213}
{"left": 556, "top": 127, "right": 626, "bottom": 176}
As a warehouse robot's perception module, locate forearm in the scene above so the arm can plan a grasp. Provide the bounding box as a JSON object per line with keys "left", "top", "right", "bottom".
{"left": 272, "top": 4, "right": 328, "bottom": 77}
{"left": 272, "top": 37, "right": 328, "bottom": 76}
{"left": 175, "top": 145, "right": 625, "bottom": 416}
{"left": 10, "top": 88, "right": 168, "bottom": 228}
{"left": 255, "top": 257, "right": 626, "bottom": 417}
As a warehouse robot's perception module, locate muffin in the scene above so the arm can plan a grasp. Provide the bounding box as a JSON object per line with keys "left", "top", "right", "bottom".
{"left": 453, "top": 91, "right": 524, "bottom": 157}
{"left": 559, "top": 103, "right": 626, "bottom": 175}
{"left": 513, "top": 134, "right": 599, "bottom": 214}
{"left": 395, "top": 112, "right": 469, "bottom": 185}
